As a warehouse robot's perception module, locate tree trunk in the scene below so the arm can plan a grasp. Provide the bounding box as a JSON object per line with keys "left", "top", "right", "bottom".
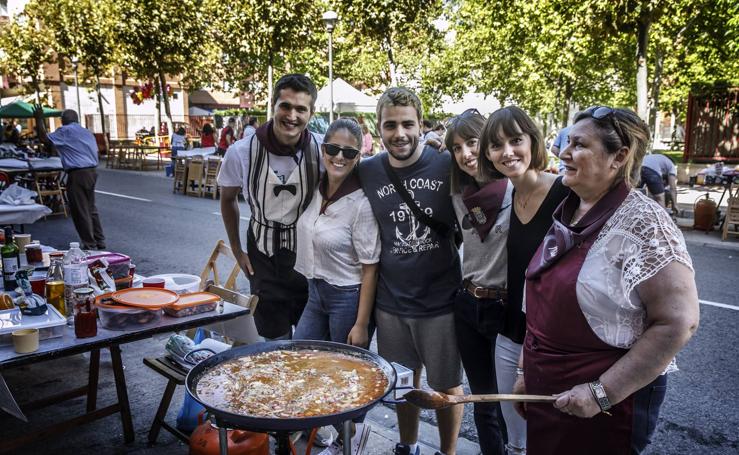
{"left": 385, "top": 35, "right": 397, "bottom": 86}
{"left": 154, "top": 78, "right": 162, "bottom": 137}
{"left": 636, "top": 16, "right": 651, "bottom": 122}
{"left": 158, "top": 71, "right": 174, "bottom": 142}
{"left": 649, "top": 47, "right": 664, "bottom": 144}
{"left": 267, "top": 63, "right": 274, "bottom": 121}
{"left": 96, "top": 75, "right": 109, "bottom": 155}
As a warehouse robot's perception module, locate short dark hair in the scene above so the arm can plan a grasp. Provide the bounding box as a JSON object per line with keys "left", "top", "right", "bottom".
{"left": 247, "top": 116, "right": 257, "bottom": 126}
{"left": 423, "top": 119, "right": 434, "bottom": 129}
{"left": 202, "top": 123, "right": 213, "bottom": 134}
{"left": 228, "top": 117, "right": 236, "bottom": 124}
{"left": 479, "top": 106, "right": 546, "bottom": 180}
{"left": 376, "top": 87, "right": 423, "bottom": 125}
{"left": 272, "top": 74, "right": 318, "bottom": 112}
{"left": 61, "top": 109, "right": 79, "bottom": 125}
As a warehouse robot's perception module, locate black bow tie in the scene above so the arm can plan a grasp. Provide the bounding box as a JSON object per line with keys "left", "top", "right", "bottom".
{"left": 273, "top": 184, "right": 297, "bottom": 197}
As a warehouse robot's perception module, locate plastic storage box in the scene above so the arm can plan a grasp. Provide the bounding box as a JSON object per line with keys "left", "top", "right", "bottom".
{"left": 163, "top": 292, "right": 220, "bottom": 318}
{"left": 95, "top": 294, "right": 162, "bottom": 331}
{"left": 0, "top": 304, "right": 66, "bottom": 345}
{"left": 86, "top": 253, "right": 131, "bottom": 279}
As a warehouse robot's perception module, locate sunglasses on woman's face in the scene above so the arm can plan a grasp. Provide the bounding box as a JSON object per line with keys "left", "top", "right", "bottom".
{"left": 584, "top": 106, "right": 630, "bottom": 148}
{"left": 322, "top": 143, "right": 360, "bottom": 160}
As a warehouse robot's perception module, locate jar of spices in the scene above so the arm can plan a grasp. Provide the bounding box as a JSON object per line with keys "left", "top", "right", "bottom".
{"left": 73, "top": 287, "right": 97, "bottom": 338}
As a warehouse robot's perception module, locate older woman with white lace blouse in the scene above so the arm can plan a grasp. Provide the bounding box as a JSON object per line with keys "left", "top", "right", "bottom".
{"left": 512, "top": 107, "right": 699, "bottom": 455}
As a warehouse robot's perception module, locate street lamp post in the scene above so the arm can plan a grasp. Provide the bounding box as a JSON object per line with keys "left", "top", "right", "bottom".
{"left": 71, "top": 56, "right": 81, "bottom": 116}
{"left": 322, "top": 11, "right": 338, "bottom": 123}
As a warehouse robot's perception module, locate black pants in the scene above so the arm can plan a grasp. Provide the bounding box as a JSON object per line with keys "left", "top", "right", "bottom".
{"left": 246, "top": 229, "right": 308, "bottom": 339}
{"left": 66, "top": 168, "right": 105, "bottom": 250}
{"left": 453, "top": 289, "right": 507, "bottom": 455}
{"left": 631, "top": 374, "right": 667, "bottom": 454}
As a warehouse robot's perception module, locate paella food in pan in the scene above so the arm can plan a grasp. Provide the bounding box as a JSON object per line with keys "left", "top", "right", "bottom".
{"left": 196, "top": 349, "right": 389, "bottom": 418}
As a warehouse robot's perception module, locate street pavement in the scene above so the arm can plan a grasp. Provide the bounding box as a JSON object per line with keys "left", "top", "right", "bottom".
{"left": 3, "top": 167, "right": 738, "bottom": 454}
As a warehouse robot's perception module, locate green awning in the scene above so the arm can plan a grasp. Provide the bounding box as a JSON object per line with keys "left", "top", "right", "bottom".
{"left": 0, "top": 101, "right": 62, "bottom": 118}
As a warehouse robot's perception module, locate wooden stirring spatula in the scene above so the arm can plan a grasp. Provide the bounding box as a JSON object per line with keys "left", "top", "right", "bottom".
{"left": 404, "top": 389, "right": 556, "bottom": 410}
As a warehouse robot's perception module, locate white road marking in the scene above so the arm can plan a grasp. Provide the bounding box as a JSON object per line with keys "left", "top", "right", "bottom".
{"left": 699, "top": 299, "right": 739, "bottom": 311}
{"left": 212, "top": 211, "right": 249, "bottom": 221}
{"left": 95, "top": 190, "right": 151, "bottom": 202}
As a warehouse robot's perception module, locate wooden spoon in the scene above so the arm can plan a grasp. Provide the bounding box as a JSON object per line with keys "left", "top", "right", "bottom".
{"left": 404, "top": 389, "right": 556, "bottom": 410}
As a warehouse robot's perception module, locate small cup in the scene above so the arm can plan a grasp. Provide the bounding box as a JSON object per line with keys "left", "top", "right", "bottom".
{"left": 25, "top": 243, "right": 43, "bottom": 263}
{"left": 15, "top": 234, "right": 32, "bottom": 251}
{"left": 12, "top": 328, "right": 39, "bottom": 354}
{"left": 30, "top": 275, "right": 46, "bottom": 297}
{"left": 142, "top": 277, "right": 166, "bottom": 288}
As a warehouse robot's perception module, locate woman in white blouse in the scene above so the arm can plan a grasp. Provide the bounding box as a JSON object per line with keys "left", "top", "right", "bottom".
{"left": 513, "top": 107, "right": 699, "bottom": 454}
{"left": 294, "top": 118, "right": 380, "bottom": 348}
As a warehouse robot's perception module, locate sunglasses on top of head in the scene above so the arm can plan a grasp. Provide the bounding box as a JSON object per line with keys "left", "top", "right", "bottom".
{"left": 322, "top": 143, "right": 360, "bottom": 160}
{"left": 583, "top": 106, "right": 630, "bottom": 148}
{"left": 444, "top": 108, "right": 484, "bottom": 128}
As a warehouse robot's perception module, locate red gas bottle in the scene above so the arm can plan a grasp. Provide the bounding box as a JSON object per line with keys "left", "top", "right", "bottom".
{"left": 693, "top": 193, "right": 717, "bottom": 232}
{"left": 189, "top": 413, "right": 269, "bottom": 455}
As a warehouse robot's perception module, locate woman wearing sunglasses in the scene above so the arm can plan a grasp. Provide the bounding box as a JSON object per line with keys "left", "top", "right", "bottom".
{"left": 477, "top": 106, "right": 569, "bottom": 455}
{"left": 293, "top": 118, "right": 379, "bottom": 454}
{"left": 445, "top": 109, "right": 512, "bottom": 455}
{"left": 512, "top": 107, "right": 699, "bottom": 454}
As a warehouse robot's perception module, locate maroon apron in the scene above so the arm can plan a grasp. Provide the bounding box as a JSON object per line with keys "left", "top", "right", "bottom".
{"left": 524, "top": 185, "right": 633, "bottom": 455}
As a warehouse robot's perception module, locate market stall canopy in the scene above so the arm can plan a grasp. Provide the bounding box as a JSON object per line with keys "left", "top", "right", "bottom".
{"left": 0, "top": 101, "right": 62, "bottom": 118}
{"left": 188, "top": 106, "right": 213, "bottom": 117}
{"left": 316, "top": 78, "right": 377, "bottom": 114}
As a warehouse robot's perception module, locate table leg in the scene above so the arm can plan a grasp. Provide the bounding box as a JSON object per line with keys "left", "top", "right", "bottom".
{"left": 86, "top": 349, "right": 100, "bottom": 412}
{"left": 343, "top": 420, "right": 351, "bottom": 455}
{"left": 110, "top": 345, "right": 135, "bottom": 443}
{"left": 219, "top": 425, "right": 228, "bottom": 455}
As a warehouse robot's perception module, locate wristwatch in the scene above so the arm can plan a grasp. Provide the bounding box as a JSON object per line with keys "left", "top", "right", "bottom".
{"left": 588, "top": 381, "right": 612, "bottom": 412}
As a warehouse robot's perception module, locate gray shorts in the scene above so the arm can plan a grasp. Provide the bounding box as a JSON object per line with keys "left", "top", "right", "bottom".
{"left": 375, "top": 308, "right": 463, "bottom": 391}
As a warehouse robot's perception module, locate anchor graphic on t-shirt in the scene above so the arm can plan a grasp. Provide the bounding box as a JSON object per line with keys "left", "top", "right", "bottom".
{"left": 395, "top": 198, "right": 430, "bottom": 249}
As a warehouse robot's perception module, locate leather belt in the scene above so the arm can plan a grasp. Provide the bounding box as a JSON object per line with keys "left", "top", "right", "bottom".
{"left": 463, "top": 279, "right": 507, "bottom": 301}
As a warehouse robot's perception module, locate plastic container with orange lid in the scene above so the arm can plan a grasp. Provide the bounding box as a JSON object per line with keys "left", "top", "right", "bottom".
{"left": 163, "top": 292, "right": 220, "bottom": 318}
{"left": 111, "top": 288, "right": 179, "bottom": 308}
{"left": 95, "top": 293, "right": 163, "bottom": 331}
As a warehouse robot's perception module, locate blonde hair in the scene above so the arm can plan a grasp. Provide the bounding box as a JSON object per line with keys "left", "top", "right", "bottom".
{"left": 376, "top": 87, "right": 423, "bottom": 125}
{"left": 573, "top": 107, "right": 650, "bottom": 187}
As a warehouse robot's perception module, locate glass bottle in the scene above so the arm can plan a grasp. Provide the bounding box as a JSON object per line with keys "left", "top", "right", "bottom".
{"left": 1, "top": 227, "right": 20, "bottom": 291}
{"left": 46, "top": 258, "right": 65, "bottom": 316}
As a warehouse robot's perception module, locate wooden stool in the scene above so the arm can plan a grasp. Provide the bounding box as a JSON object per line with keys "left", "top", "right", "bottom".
{"left": 202, "top": 157, "right": 222, "bottom": 200}
{"left": 143, "top": 356, "right": 190, "bottom": 444}
{"left": 722, "top": 197, "right": 739, "bottom": 240}
{"left": 186, "top": 157, "right": 204, "bottom": 197}
{"left": 173, "top": 158, "right": 188, "bottom": 193}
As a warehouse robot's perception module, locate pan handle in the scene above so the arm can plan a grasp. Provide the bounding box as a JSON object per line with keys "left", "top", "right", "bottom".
{"left": 381, "top": 386, "right": 415, "bottom": 405}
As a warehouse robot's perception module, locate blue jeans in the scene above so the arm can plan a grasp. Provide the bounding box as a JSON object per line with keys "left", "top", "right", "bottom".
{"left": 631, "top": 374, "right": 667, "bottom": 454}
{"left": 293, "top": 279, "right": 363, "bottom": 345}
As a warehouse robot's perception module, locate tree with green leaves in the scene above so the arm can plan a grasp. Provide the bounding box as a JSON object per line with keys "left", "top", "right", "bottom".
{"left": 213, "top": 0, "right": 325, "bottom": 117}
{"left": 31, "top": 0, "right": 121, "bottom": 149}
{"left": 0, "top": 10, "right": 55, "bottom": 104}
{"left": 116, "top": 0, "right": 218, "bottom": 135}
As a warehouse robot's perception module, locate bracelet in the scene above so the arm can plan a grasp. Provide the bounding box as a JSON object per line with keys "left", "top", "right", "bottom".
{"left": 515, "top": 367, "right": 524, "bottom": 376}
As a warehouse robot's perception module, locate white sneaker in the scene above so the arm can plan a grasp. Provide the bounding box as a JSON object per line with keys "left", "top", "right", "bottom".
{"left": 350, "top": 423, "right": 371, "bottom": 455}
{"left": 314, "top": 425, "right": 338, "bottom": 447}
{"left": 317, "top": 441, "right": 343, "bottom": 455}
{"left": 317, "top": 424, "right": 371, "bottom": 455}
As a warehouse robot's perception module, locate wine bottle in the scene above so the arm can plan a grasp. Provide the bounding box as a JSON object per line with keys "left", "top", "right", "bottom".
{"left": 1, "top": 227, "right": 20, "bottom": 291}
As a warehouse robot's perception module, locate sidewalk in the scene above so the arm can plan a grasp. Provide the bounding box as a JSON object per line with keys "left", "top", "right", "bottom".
{"left": 674, "top": 183, "right": 739, "bottom": 251}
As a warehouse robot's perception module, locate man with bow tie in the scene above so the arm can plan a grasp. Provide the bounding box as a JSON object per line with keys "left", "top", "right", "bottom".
{"left": 218, "top": 74, "right": 323, "bottom": 339}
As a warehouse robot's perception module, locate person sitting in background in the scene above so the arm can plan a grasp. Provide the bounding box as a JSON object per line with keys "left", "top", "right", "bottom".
{"left": 361, "top": 124, "right": 374, "bottom": 158}
{"left": 513, "top": 106, "right": 699, "bottom": 455}
{"left": 447, "top": 108, "right": 512, "bottom": 455}
{"left": 640, "top": 153, "right": 677, "bottom": 211}
{"left": 200, "top": 123, "right": 216, "bottom": 148}
{"left": 169, "top": 126, "right": 188, "bottom": 176}
{"left": 293, "top": 118, "right": 380, "bottom": 455}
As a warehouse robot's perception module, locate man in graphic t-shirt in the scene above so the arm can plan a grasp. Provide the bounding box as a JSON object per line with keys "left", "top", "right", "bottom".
{"left": 359, "top": 87, "right": 463, "bottom": 455}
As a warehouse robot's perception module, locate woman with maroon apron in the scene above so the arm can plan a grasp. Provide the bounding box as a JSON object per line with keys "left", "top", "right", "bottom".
{"left": 513, "top": 107, "right": 699, "bottom": 454}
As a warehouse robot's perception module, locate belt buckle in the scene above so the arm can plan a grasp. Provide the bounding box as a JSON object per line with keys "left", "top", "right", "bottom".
{"left": 472, "top": 286, "right": 486, "bottom": 299}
